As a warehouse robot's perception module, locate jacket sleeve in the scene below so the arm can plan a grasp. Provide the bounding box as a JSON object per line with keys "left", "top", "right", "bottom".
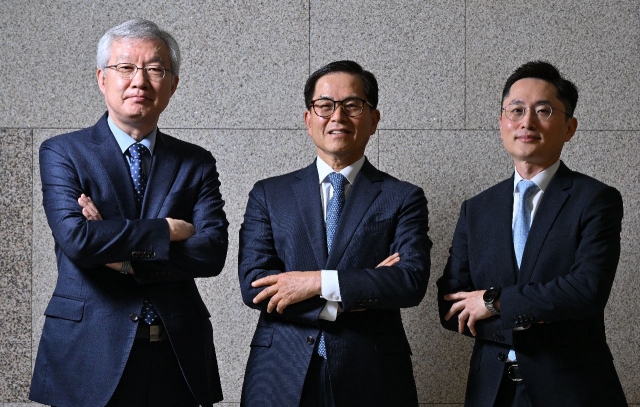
{"left": 337, "top": 186, "right": 432, "bottom": 311}
{"left": 436, "top": 200, "right": 513, "bottom": 344}
{"left": 133, "top": 151, "right": 229, "bottom": 283}
{"left": 499, "top": 185, "right": 623, "bottom": 328}
{"left": 238, "top": 180, "right": 326, "bottom": 326}
{"left": 39, "top": 137, "right": 228, "bottom": 284}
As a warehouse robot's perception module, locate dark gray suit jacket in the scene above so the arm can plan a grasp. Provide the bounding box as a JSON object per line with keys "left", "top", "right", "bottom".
{"left": 437, "top": 162, "right": 627, "bottom": 407}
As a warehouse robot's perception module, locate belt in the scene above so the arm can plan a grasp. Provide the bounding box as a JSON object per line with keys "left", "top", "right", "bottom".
{"left": 506, "top": 362, "right": 523, "bottom": 382}
{"left": 135, "top": 322, "right": 168, "bottom": 342}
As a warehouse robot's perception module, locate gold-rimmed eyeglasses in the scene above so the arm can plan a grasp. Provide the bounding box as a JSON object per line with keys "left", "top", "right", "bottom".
{"left": 105, "top": 63, "right": 172, "bottom": 81}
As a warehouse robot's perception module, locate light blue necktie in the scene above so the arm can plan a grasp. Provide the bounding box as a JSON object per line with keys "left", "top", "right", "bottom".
{"left": 128, "top": 143, "right": 157, "bottom": 325}
{"left": 318, "top": 172, "right": 347, "bottom": 358}
{"left": 513, "top": 180, "right": 538, "bottom": 268}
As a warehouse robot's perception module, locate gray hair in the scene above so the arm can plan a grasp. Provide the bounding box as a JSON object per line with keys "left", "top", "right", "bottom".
{"left": 96, "top": 19, "right": 181, "bottom": 76}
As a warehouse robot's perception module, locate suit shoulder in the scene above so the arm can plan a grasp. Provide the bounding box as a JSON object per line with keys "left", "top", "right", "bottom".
{"left": 158, "top": 133, "right": 211, "bottom": 157}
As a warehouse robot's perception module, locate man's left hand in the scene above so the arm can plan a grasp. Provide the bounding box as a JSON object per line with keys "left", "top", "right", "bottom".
{"left": 444, "top": 290, "right": 495, "bottom": 336}
{"left": 252, "top": 271, "right": 321, "bottom": 314}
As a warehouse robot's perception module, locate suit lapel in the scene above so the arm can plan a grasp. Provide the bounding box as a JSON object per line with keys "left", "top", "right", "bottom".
{"left": 325, "top": 159, "right": 382, "bottom": 269}
{"left": 142, "top": 131, "right": 179, "bottom": 219}
{"left": 488, "top": 178, "right": 520, "bottom": 287}
{"left": 291, "top": 162, "right": 328, "bottom": 267}
{"left": 90, "top": 115, "right": 138, "bottom": 219}
{"left": 518, "top": 162, "right": 572, "bottom": 283}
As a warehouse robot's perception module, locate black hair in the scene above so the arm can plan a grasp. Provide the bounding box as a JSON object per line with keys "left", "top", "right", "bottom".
{"left": 304, "top": 60, "right": 379, "bottom": 109}
{"left": 502, "top": 61, "right": 578, "bottom": 117}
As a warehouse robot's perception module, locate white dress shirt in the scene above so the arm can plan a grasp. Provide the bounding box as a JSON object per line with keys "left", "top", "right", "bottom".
{"left": 316, "top": 155, "right": 366, "bottom": 321}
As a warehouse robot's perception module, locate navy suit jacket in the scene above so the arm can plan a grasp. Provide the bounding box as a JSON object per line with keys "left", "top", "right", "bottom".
{"left": 30, "top": 113, "right": 228, "bottom": 407}
{"left": 437, "top": 162, "right": 627, "bottom": 407}
{"left": 238, "top": 159, "right": 432, "bottom": 407}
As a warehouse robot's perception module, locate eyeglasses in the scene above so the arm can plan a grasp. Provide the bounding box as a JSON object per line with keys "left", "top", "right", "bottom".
{"left": 502, "top": 103, "right": 569, "bottom": 122}
{"left": 105, "top": 63, "right": 172, "bottom": 81}
{"left": 309, "top": 97, "right": 373, "bottom": 118}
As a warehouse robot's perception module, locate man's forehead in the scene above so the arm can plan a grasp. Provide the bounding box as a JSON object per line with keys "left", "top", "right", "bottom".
{"left": 505, "top": 78, "right": 559, "bottom": 102}
{"left": 314, "top": 72, "right": 365, "bottom": 95}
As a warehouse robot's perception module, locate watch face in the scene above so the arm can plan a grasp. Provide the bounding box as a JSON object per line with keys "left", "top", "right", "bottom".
{"left": 484, "top": 288, "right": 499, "bottom": 302}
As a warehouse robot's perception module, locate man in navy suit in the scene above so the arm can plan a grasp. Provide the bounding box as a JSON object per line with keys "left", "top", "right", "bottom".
{"left": 437, "top": 61, "right": 627, "bottom": 406}
{"left": 29, "top": 19, "right": 228, "bottom": 407}
{"left": 238, "top": 60, "right": 432, "bottom": 406}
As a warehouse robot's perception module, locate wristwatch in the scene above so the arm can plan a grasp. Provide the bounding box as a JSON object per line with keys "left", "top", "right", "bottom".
{"left": 483, "top": 287, "right": 501, "bottom": 315}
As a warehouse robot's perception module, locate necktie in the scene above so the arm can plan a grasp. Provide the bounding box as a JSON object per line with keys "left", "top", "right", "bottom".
{"left": 318, "top": 172, "right": 347, "bottom": 359}
{"left": 513, "top": 180, "right": 538, "bottom": 268}
{"left": 128, "top": 143, "right": 149, "bottom": 212}
{"left": 325, "top": 172, "right": 347, "bottom": 252}
{"left": 127, "top": 143, "right": 157, "bottom": 324}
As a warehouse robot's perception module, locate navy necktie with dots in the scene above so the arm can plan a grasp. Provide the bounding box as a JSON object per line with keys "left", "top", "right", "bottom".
{"left": 127, "top": 143, "right": 157, "bottom": 325}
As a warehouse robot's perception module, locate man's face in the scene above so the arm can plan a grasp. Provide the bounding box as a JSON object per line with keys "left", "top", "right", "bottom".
{"left": 97, "top": 38, "right": 178, "bottom": 138}
{"left": 304, "top": 72, "right": 380, "bottom": 169}
{"left": 500, "top": 78, "right": 577, "bottom": 170}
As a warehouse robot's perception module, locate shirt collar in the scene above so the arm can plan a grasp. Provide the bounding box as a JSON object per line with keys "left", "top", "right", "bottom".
{"left": 513, "top": 160, "right": 561, "bottom": 193}
{"left": 107, "top": 116, "right": 157, "bottom": 155}
{"left": 316, "top": 156, "right": 366, "bottom": 185}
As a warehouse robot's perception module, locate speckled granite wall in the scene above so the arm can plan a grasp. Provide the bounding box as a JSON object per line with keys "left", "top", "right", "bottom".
{"left": 1, "top": 0, "right": 638, "bottom": 405}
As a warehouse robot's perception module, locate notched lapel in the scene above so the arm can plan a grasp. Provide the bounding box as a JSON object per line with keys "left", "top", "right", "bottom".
{"left": 291, "top": 164, "right": 328, "bottom": 267}
{"left": 92, "top": 118, "right": 138, "bottom": 219}
{"left": 518, "top": 165, "right": 572, "bottom": 283}
{"left": 142, "top": 133, "right": 179, "bottom": 219}
{"left": 484, "top": 179, "right": 519, "bottom": 287}
{"left": 325, "top": 161, "right": 382, "bottom": 270}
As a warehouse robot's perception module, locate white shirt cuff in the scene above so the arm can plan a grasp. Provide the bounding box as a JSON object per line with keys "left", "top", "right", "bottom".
{"left": 319, "top": 269, "right": 341, "bottom": 321}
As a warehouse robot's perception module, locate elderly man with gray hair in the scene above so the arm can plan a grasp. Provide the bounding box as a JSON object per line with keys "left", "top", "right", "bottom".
{"left": 30, "top": 19, "right": 228, "bottom": 407}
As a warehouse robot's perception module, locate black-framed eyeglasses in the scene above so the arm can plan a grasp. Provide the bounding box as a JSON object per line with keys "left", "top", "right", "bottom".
{"left": 502, "top": 103, "right": 569, "bottom": 122}
{"left": 105, "top": 63, "right": 172, "bottom": 81}
{"left": 309, "top": 97, "right": 373, "bottom": 118}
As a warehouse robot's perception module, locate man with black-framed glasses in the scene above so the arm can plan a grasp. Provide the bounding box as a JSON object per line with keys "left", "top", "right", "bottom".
{"left": 238, "top": 60, "right": 432, "bottom": 406}
{"left": 437, "top": 61, "right": 627, "bottom": 407}
{"left": 30, "top": 19, "right": 228, "bottom": 407}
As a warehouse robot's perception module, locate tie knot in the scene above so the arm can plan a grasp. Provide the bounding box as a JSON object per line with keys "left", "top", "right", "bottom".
{"left": 517, "top": 179, "right": 538, "bottom": 200}
{"left": 328, "top": 172, "right": 347, "bottom": 192}
{"left": 128, "top": 143, "right": 149, "bottom": 160}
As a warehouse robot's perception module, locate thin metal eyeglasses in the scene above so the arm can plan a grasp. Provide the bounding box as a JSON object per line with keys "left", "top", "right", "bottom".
{"left": 309, "top": 97, "right": 373, "bottom": 118}
{"left": 502, "top": 103, "right": 569, "bottom": 122}
{"left": 105, "top": 63, "right": 173, "bottom": 81}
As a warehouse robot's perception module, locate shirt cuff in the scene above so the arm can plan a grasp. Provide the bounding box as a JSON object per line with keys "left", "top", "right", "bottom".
{"left": 319, "top": 270, "right": 341, "bottom": 321}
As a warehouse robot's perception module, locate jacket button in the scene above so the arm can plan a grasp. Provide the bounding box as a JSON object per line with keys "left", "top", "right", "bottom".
{"left": 130, "top": 313, "right": 139, "bottom": 322}
{"left": 307, "top": 336, "right": 315, "bottom": 345}
{"left": 497, "top": 353, "right": 506, "bottom": 362}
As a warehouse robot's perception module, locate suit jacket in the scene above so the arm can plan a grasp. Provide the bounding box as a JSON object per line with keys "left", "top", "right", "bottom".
{"left": 437, "top": 162, "right": 627, "bottom": 407}
{"left": 238, "top": 158, "right": 432, "bottom": 407}
{"left": 30, "top": 113, "right": 229, "bottom": 407}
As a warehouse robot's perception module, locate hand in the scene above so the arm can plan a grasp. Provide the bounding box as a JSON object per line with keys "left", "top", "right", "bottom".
{"left": 78, "top": 194, "right": 103, "bottom": 220}
{"left": 377, "top": 252, "right": 400, "bottom": 267}
{"left": 252, "top": 271, "right": 321, "bottom": 314}
{"left": 166, "top": 218, "right": 195, "bottom": 241}
{"left": 444, "top": 290, "right": 493, "bottom": 336}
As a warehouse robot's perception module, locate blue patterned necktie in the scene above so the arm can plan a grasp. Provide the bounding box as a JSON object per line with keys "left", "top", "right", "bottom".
{"left": 513, "top": 180, "right": 538, "bottom": 268}
{"left": 127, "top": 143, "right": 157, "bottom": 325}
{"left": 318, "top": 172, "right": 347, "bottom": 359}
{"left": 128, "top": 143, "right": 149, "bottom": 213}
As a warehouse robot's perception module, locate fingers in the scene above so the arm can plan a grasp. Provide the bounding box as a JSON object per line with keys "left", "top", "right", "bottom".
{"left": 78, "top": 194, "right": 103, "bottom": 220}
{"left": 376, "top": 252, "right": 400, "bottom": 268}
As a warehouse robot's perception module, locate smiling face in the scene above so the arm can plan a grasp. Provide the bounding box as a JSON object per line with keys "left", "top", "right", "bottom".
{"left": 500, "top": 78, "right": 577, "bottom": 177}
{"left": 304, "top": 72, "right": 380, "bottom": 170}
{"left": 97, "top": 38, "right": 179, "bottom": 140}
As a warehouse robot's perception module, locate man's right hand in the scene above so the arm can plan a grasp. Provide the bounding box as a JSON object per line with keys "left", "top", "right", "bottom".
{"left": 166, "top": 218, "right": 195, "bottom": 241}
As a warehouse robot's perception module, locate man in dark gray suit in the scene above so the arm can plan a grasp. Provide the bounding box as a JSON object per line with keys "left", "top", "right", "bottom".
{"left": 437, "top": 61, "right": 627, "bottom": 407}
